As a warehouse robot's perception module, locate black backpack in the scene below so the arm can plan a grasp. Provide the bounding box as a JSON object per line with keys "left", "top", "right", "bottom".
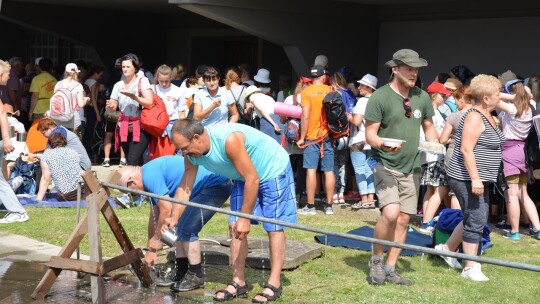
{"left": 525, "top": 125, "right": 540, "bottom": 171}
{"left": 322, "top": 91, "right": 349, "bottom": 141}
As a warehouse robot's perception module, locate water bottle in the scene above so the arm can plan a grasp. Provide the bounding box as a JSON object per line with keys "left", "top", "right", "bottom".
{"left": 367, "top": 157, "right": 378, "bottom": 170}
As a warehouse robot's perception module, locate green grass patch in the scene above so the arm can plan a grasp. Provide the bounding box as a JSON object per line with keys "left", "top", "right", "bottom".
{"left": 1, "top": 205, "right": 539, "bottom": 303}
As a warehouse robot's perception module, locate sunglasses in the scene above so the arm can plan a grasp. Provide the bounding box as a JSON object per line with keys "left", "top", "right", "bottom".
{"left": 403, "top": 98, "right": 411, "bottom": 118}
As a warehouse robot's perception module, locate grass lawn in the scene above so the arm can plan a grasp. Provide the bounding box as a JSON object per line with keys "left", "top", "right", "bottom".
{"left": 1, "top": 203, "right": 539, "bottom": 303}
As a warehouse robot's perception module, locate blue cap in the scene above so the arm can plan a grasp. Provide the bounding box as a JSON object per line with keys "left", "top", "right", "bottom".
{"left": 50, "top": 126, "right": 67, "bottom": 138}
{"left": 504, "top": 79, "right": 524, "bottom": 93}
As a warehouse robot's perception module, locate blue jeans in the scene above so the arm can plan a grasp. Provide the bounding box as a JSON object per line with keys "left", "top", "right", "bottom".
{"left": 350, "top": 150, "right": 375, "bottom": 195}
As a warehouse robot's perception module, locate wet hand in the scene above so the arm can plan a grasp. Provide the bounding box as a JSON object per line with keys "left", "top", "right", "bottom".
{"left": 144, "top": 251, "right": 158, "bottom": 267}
{"left": 233, "top": 218, "right": 251, "bottom": 240}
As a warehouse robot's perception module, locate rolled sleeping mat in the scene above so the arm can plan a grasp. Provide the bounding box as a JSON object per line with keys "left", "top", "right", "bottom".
{"left": 273, "top": 102, "right": 302, "bottom": 119}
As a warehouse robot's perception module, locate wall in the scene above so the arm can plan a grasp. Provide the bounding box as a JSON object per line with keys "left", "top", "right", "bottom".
{"left": 378, "top": 16, "right": 539, "bottom": 87}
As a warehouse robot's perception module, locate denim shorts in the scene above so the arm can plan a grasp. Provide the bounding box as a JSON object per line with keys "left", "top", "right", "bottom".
{"left": 229, "top": 164, "right": 297, "bottom": 231}
{"left": 303, "top": 137, "right": 334, "bottom": 172}
{"left": 175, "top": 180, "right": 231, "bottom": 242}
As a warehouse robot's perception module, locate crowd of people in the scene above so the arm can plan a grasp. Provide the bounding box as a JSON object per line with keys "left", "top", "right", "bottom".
{"left": 2, "top": 47, "right": 540, "bottom": 300}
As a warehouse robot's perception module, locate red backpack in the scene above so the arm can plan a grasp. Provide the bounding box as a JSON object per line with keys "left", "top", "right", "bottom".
{"left": 138, "top": 79, "right": 169, "bottom": 138}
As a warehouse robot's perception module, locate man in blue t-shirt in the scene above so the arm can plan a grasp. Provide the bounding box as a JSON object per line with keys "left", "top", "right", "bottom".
{"left": 116, "top": 155, "right": 230, "bottom": 292}
{"left": 170, "top": 119, "right": 296, "bottom": 303}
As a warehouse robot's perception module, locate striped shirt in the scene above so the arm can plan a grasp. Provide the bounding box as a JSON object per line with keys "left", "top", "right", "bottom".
{"left": 447, "top": 109, "right": 504, "bottom": 182}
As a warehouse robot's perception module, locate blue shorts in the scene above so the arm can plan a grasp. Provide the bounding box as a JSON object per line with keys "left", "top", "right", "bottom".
{"left": 176, "top": 180, "right": 231, "bottom": 242}
{"left": 229, "top": 164, "right": 297, "bottom": 232}
{"left": 303, "top": 137, "right": 334, "bottom": 171}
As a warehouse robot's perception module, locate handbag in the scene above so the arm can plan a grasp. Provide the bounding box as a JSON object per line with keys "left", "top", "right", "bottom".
{"left": 138, "top": 80, "right": 169, "bottom": 138}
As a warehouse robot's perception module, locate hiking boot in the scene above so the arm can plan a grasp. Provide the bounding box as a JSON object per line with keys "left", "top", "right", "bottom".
{"left": 0, "top": 212, "right": 29, "bottom": 224}
{"left": 170, "top": 271, "right": 204, "bottom": 292}
{"left": 119, "top": 160, "right": 127, "bottom": 167}
{"left": 503, "top": 231, "right": 520, "bottom": 241}
{"left": 368, "top": 259, "right": 386, "bottom": 285}
{"left": 434, "top": 244, "right": 462, "bottom": 269}
{"left": 297, "top": 205, "right": 316, "bottom": 215}
{"left": 419, "top": 220, "right": 435, "bottom": 235}
{"left": 101, "top": 159, "right": 110, "bottom": 167}
{"left": 385, "top": 271, "right": 412, "bottom": 286}
{"left": 461, "top": 263, "right": 489, "bottom": 282}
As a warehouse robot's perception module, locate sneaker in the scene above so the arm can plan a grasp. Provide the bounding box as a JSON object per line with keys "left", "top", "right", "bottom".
{"left": 149, "top": 265, "right": 175, "bottom": 287}
{"left": 0, "top": 212, "right": 29, "bottom": 224}
{"left": 119, "top": 160, "right": 127, "bottom": 168}
{"left": 530, "top": 228, "right": 540, "bottom": 239}
{"left": 132, "top": 195, "right": 147, "bottom": 207}
{"left": 170, "top": 271, "right": 204, "bottom": 292}
{"left": 297, "top": 205, "right": 316, "bottom": 215}
{"left": 368, "top": 259, "right": 386, "bottom": 285}
{"left": 385, "top": 271, "right": 412, "bottom": 286}
{"left": 503, "top": 231, "right": 520, "bottom": 240}
{"left": 101, "top": 159, "right": 110, "bottom": 167}
{"left": 461, "top": 263, "right": 489, "bottom": 282}
{"left": 419, "top": 220, "right": 435, "bottom": 234}
{"left": 324, "top": 206, "right": 334, "bottom": 215}
{"left": 434, "top": 244, "right": 462, "bottom": 269}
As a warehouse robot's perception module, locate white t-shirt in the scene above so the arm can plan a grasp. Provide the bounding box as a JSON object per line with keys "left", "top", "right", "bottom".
{"left": 349, "top": 97, "right": 370, "bottom": 149}
{"left": 53, "top": 79, "right": 84, "bottom": 129}
{"left": 152, "top": 84, "right": 183, "bottom": 120}
{"left": 111, "top": 76, "right": 151, "bottom": 117}
{"left": 193, "top": 86, "right": 235, "bottom": 126}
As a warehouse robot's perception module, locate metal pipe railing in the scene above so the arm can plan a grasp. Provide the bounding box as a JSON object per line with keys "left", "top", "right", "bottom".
{"left": 101, "top": 181, "right": 540, "bottom": 273}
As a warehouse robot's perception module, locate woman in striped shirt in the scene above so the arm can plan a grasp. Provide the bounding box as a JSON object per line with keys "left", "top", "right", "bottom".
{"left": 436, "top": 75, "right": 504, "bottom": 282}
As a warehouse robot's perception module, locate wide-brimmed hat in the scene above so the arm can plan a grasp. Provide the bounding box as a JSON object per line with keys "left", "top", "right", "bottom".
{"left": 244, "top": 85, "right": 262, "bottom": 103}
{"left": 498, "top": 70, "right": 517, "bottom": 87}
{"left": 443, "top": 78, "right": 462, "bottom": 91}
{"left": 253, "top": 68, "right": 271, "bottom": 84}
{"left": 357, "top": 74, "right": 378, "bottom": 90}
{"left": 384, "top": 49, "right": 428, "bottom": 68}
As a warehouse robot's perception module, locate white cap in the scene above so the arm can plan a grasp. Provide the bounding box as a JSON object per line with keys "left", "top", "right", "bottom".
{"left": 35, "top": 57, "right": 43, "bottom": 65}
{"left": 357, "top": 73, "right": 378, "bottom": 90}
{"left": 65, "top": 63, "right": 80, "bottom": 73}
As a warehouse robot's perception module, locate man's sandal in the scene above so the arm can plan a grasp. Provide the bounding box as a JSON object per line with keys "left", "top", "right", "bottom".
{"left": 213, "top": 281, "right": 249, "bottom": 302}
{"left": 251, "top": 283, "right": 282, "bottom": 303}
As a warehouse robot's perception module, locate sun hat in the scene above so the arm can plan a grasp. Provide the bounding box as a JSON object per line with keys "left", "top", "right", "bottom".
{"left": 310, "top": 65, "right": 329, "bottom": 78}
{"left": 253, "top": 68, "right": 271, "bottom": 84}
{"left": 443, "top": 78, "right": 462, "bottom": 91}
{"left": 357, "top": 74, "right": 378, "bottom": 90}
{"left": 244, "top": 85, "right": 262, "bottom": 103}
{"left": 384, "top": 49, "right": 428, "bottom": 68}
{"left": 498, "top": 70, "right": 517, "bottom": 87}
{"left": 65, "top": 63, "right": 80, "bottom": 73}
{"left": 427, "top": 81, "right": 452, "bottom": 95}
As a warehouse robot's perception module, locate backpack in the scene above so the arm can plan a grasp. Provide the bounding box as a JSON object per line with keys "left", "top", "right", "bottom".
{"left": 139, "top": 80, "right": 169, "bottom": 138}
{"left": 284, "top": 119, "right": 300, "bottom": 144}
{"left": 322, "top": 91, "right": 350, "bottom": 142}
{"left": 49, "top": 83, "right": 77, "bottom": 122}
{"left": 445, "top": 99, "right": 458, "bottom": 113}
{"left": 525, "top": 121, "right": 540, "bottom": 172}
{"left": 337, "top": 88, "right": 357, "bottom": 113}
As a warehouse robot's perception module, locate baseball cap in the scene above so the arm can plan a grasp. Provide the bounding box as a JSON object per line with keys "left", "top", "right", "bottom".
{"left": 427, "top": 81, "right": 452, "bottom": 95}
{"left": 65, "top": 63, "right": 80, "bottom": 73}
{"left": 310, "top": 65, "right": 329, "bottom": 78}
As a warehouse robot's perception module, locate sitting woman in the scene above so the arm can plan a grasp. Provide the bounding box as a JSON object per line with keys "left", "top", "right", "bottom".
{"left": 36, "top": 132, "right": 90, "bottom": 201}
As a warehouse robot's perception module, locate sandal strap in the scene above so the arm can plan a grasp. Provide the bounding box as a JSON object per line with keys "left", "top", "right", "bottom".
{"left": 263, "top": 283, "right": 281, "bottom": 293}
{"left": 228, "top": 280, "right": 242, "bottom": 291}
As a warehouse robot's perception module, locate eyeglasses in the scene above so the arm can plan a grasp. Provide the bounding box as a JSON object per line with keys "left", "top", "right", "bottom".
{"left": 179, "top": 138, "right": 194, "bottom": 153}
{"left": 403, "top": 98, "right": 411, "bottom": 118}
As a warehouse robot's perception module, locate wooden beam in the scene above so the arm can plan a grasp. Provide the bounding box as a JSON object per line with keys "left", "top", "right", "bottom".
{"left": 48, "top": 257, "right": 101, "bottom": 275}
{"left": 82, "top": 170, "right": 101, "bottom": 193}
{"left": 102, "top": 249, "right": 144, "bottom": 274}
{"left": 88, "top": 190, "right": 106, "bottom": 303}
{"left": 31, "top": 195, "right": 108, "bottom": 300}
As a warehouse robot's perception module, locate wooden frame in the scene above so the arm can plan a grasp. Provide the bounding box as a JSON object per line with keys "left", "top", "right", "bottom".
{"left": 31, "top": 171, "right": 152, "bottom": 302}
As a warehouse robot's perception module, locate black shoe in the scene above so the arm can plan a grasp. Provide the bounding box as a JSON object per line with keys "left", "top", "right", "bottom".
{"left": 170, "top": 270, "right": 204, "bottom": 292}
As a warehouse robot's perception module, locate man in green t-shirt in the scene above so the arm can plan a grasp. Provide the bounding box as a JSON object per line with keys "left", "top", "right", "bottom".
{"left": 364, "top": 49, "right": 438, "bottom": 286}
